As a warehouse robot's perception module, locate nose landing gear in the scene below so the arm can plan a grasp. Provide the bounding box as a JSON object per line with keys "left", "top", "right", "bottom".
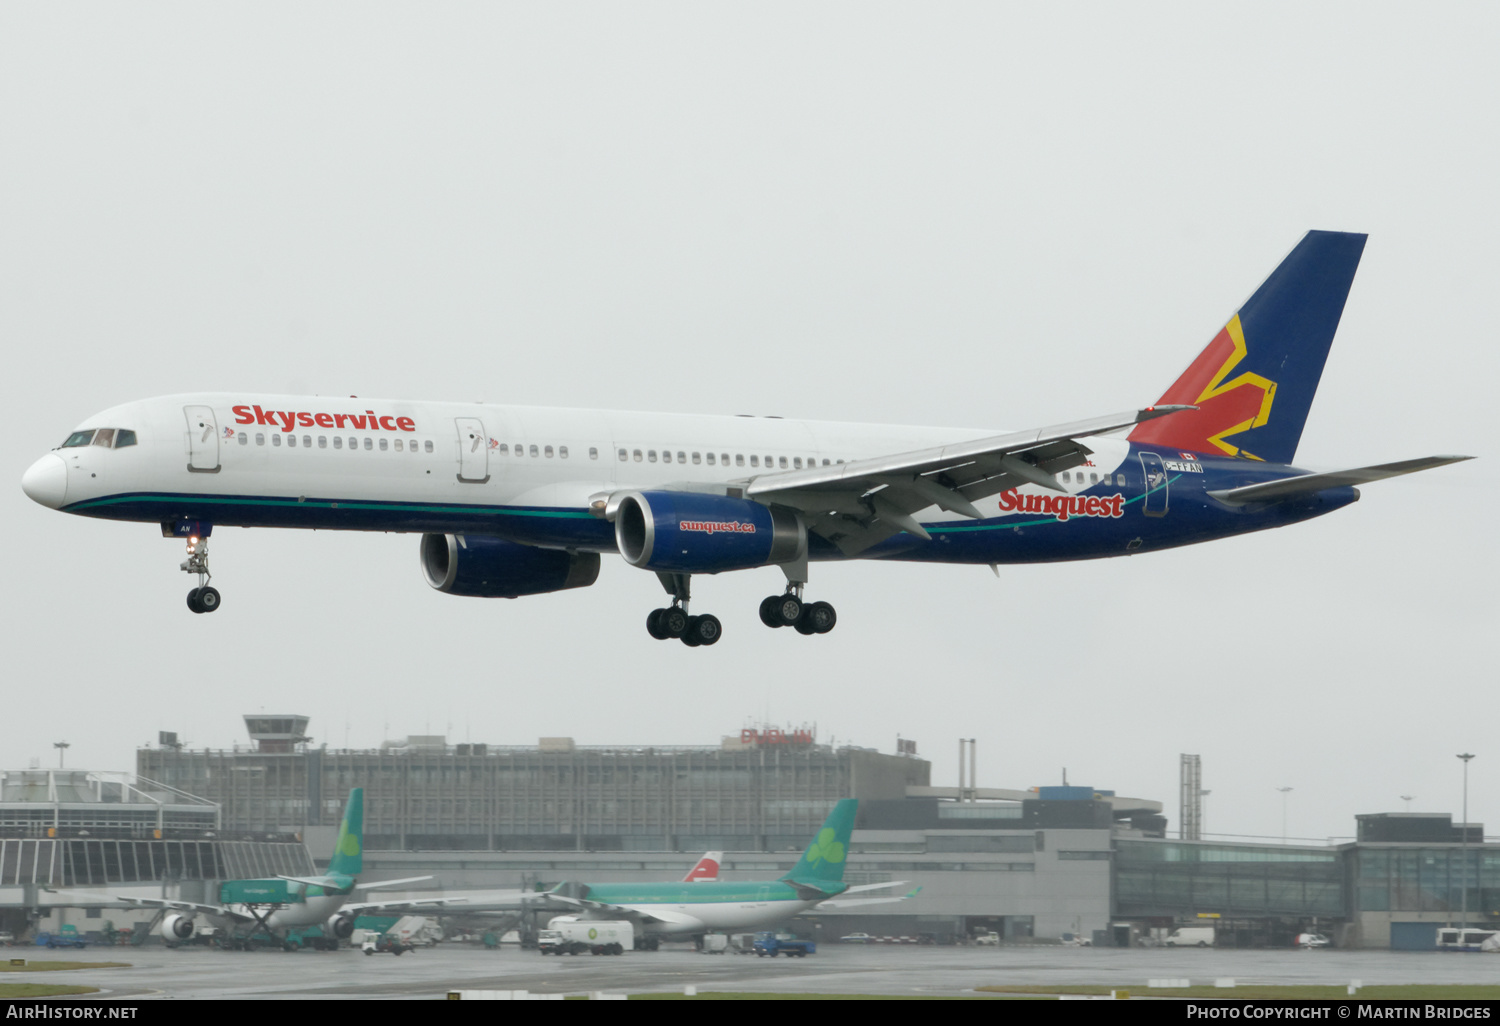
{"left": 181, "top": 535, "right": 221, "bottom": 614}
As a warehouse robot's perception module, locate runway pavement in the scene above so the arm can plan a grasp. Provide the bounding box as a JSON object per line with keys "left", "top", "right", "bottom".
{"left": 7, "top": 943, "right": 1497, "bottom": 1000}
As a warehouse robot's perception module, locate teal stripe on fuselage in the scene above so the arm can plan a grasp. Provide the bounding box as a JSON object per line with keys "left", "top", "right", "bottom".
{"left": 581, "top": 881, "right": 803, "bottom": 905}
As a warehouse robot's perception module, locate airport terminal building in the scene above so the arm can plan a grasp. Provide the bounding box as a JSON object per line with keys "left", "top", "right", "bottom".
{"left": 0, "top": 715, "right": 1476, "bottom": 948}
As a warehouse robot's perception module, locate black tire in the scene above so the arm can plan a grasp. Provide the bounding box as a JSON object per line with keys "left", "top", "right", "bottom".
{"left": 197, "top": 586, "right": 221, "bottom": 613}
{"left": 776, "top": 595, "right": 803, "bottom": 625}
{"left": 808, "top": 601, "right": 836, "bottom": 634}
{"left": 759, "top": 595, "right": 784, "bottom": 628}
{"left": 794, "top": 608, "right": 819, "bottom": 635}
{"left": 692, "top": 613, "right": 722, "bottom": 646}
{"left": 681, "top": 617, "right": 703, "bottom": 647}
{"left": 646, "top": 608, "right": 669, "bottom": 640}
{"left": 661, "top": 607, "right": 689, "bottom": 638}
{"left": 186, "top": 588, "right": 203, "bottom": 613}
{"left": 364, "top": 949, "right": 374, "bottom": 956}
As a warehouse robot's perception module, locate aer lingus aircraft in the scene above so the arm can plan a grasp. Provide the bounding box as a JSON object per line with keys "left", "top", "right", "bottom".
{"left": 21, "top": 231, "right": 1468, "bottom": 644}
{"left": 121, "top": 788, "right": 448, "bottom": 947}
{"left": 540, "top": 799, "right": 913, "bottom": 945}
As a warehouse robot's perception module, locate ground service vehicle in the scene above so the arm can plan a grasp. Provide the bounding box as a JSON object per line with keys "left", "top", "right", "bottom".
{"left": 1437, "top": 928, "right": 1500, "bottom": 952}
{"left": 1165, "top": 927, "right": 1215, "bottom": 947}
{"left": 752, "top": 932, "right": 815, "bottom": 957}
{"left": 539, "top": 919, "right": 632, "bottom": 955}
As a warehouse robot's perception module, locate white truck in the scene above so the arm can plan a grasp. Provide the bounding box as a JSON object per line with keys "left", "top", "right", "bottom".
{"left": 1164, "top": 926, "right": 1215, "bottom": 948}
{"left": 538, "top": 918, "right": 633, "bottom": 956}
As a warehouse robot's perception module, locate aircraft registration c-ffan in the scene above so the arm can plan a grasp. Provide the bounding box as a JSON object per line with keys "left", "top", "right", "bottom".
{"left": 21, "top": 231, "right": 1470, "bottom": 645}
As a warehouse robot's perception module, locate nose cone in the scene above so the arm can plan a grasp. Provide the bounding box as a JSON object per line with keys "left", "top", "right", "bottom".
{"left": 22, "top": 454, "right": 67, "bottom": 508}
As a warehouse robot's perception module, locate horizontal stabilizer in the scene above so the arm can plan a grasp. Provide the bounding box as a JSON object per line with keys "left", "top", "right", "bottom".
{"left": 1208, "top": 455, "right": 1473, "bottom": 506}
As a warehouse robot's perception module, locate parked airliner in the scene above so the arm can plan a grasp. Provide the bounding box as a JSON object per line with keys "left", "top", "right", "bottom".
{"left": 21, "top": 231, "right": 1468, "bottom": 644}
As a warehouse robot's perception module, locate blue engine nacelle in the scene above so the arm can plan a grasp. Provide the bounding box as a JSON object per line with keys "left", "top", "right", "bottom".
{"left": 420, "top": 534, "right": 601, "bottom": 598}
{"left": 613, "top": 491, "right": 805, "bottom": 573}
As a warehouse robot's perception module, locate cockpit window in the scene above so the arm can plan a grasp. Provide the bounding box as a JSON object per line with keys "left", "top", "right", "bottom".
{"left": 62, "top": 430, "right": 95, "bottom": 448}
{"left": 115, "top": 429, "right": 137, "bottom": 448}
{"left": 92, "top": 428, "right": 115, "bottom": 447}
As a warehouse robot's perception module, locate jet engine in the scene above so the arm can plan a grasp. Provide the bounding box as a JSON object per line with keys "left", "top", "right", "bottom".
{"left": 330, "top": 912, "right": 357, "bottom": 940}
{"left": 613, "top": 491, "right": 805, "bottom": 573}
{"left": 420, "top": 534, "right": 600, "bottom": 598}
{"left": 160, "top": 914, "right": 194, "bottom": 941}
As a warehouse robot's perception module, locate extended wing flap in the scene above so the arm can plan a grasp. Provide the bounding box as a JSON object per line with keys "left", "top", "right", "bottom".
{"left": 1208, "top": 455, "right": 1472, "bottom": 506}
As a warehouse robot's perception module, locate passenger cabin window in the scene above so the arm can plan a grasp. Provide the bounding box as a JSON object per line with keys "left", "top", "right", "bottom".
{"left": 304, "top": 435, "right": 312, "bottom": 448}
{"left": 544, "top": 445, "right": 554, "bottom": 458}
{"left": 676, "top": 451, "right": 685, "bottom": 463}
{"left": 779, "top": 456, "right": 788, "bottom": 468}
{"left": 648, "top": 450, "right": 658, "bottom": 463}
{"left": 379, "top": 438, "right": 388, "bottom": 451}
{"left": 750, "top": 455, "right": 759, "bottom": 467}
{"left": 364, "top": 437, "right": 372, "bottom": 451}
{"left": 736, "top": 454, "right": 744, "bottom": 466}
{"left": 61, "top": 430, "right": 95, "bottom": 448}
{"left": 560, "top": 446, "right": 569, "bottom": 458}
{"left": 237, "top": 432, "right": 247, "bottom": 446}
{"left": 589, "top": 447, "right": 598, "bottom": 460}
{"left": 793, "top": 457, "right": 802, "bottom": 469}
{"left": 115, "top": 429, "right": 137, "bottom": 448}
{"left": 618, "top": 448, "right": 628, "bottom": 461}
{"left": 273, "top": 434, "right": 283, "bottom": 447}
{"left": 706, "top": 453, "right": 715, "bottom": 466}
{"left": 334, "top": 437, "right": 343, "bottom": 449}
{"left": 529, "top": 444, "right": 539, "bottom": 457}
{"left": 633, "top": 449, "right": 642, "bottom": 461}
{"left": 661, "top": 451, "right": 670, "bottom": 464}
{"left": 256, "top": 433, "right": 265, "bottom": 446}
{"left": 395, "top": 438, "right": 404, "bottom": 452}
{"left": 424, "top": 440, "right": 433, "bottom": 453}
{"left": 287, "top": 435, "right": 297, "bottom": 448}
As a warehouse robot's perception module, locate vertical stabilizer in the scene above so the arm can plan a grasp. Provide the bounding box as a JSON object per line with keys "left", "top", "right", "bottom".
{"left": 1130, "top": 230, "right": 1366, "bottom": 463}
{"left": 782, "top": 799, "right": 857, "bottom": 884}
{"left": 327, "top": 787, "right": 363, "bottom": 877}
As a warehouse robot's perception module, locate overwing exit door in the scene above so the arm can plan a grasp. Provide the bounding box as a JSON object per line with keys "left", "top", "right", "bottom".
{"left": 455, "top": 418, "right": 490, "bottom": 483}
{"left": 184, "top": 406, "right": 221, "bottom": 473}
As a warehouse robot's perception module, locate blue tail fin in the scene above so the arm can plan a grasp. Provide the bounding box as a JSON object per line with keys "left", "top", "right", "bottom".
{"left": 1130, "top": 230, "right": 1366, "bottom": 463}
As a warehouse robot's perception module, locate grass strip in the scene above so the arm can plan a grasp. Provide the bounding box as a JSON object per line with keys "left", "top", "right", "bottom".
{"left": 976, "top": 984, "right": 1500, "bottom": 1000}
{"left": 0, "top": 984, "right": 100, "bottom": 997}
{"left": 0, "top": 961, "right": 130, "bottom": 973}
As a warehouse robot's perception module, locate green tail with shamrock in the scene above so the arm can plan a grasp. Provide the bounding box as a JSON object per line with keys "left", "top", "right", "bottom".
{"left": 782, "top": 799, "right": 857, "bottom": 884}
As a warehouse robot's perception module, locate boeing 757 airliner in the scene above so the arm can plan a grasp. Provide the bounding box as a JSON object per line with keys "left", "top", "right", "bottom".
{"left": 21, "top": 232, "right": 1469, "bottom": 645}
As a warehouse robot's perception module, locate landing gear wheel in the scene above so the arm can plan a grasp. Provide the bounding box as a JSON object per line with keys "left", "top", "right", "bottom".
{"left": 759, "top": 595, "right": 785, "bottom": 628}
{"left": 186, "top": 588, "right": 203, "bottom": 614}
{"left": 803, "top": 601, "right": 835, "bottom": 634}
{"left": 660, "top": 607, "right": 689, "bottom": 638}
{"left": 681, "top": 616, "right": 703, "bottom": 647}
{"left": 197, "top": 586, "right": 221, "bottom": 613}
{"left": 688, "top": 613, "right": 721, "bottom": 646}
{"left": 646, "top": 609, "right": 670, "bottom": 640}
{"left": 776, "top": 594, "right": 803, "bottom": 626}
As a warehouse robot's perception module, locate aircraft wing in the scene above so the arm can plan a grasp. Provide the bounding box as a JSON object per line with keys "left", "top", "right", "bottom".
{"left": 1207, "top": 455, "right": 1473, "bottom": 506}
{"left": 344, "top": 889, "right": 553, "bottom": 917}
{"left": 115, "top": 896, "right": 255, "bottom": 922}
{"left": 352, "top": 875, "right": 435, "bottom": 891}
{"left": 546, "top": 894, "right": 706, "bottom": 931}
{"left": 744, "top": 406, "right": 1193, "bottom": 555}
{"left": 339, "top": 896, "right": 475, "bottom": 916}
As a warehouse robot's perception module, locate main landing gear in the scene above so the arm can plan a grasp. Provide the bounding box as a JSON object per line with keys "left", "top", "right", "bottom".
{"left": 645, "top": 572, "right": 721, "bottom": 647}
{"left": 181, "top": 534, "right": 221, "bottom": 614}
{"left": 758, "top": 585, "right": 836, "bottom": 635}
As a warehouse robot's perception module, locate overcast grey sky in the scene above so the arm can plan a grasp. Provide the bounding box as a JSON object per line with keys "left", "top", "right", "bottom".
{"left": 2, "top": 3, "right": 1493, "bottom": 844}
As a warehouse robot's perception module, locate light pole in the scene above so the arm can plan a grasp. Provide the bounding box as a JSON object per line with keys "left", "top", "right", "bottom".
{"left": 1277, "top": 787, "right": 1293, "bottom": 845}
{"left": 1401, "top": 794, "right": 1416, "bottom": 811}
{"left": 1458, "top": 753, "right": 1475, "bottom": 931}
{"left": 1200, "top": 789, "right": 1211, "bottom": 838}
{"left": 52, "top": 742, "right": 69, "bottom": 768}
